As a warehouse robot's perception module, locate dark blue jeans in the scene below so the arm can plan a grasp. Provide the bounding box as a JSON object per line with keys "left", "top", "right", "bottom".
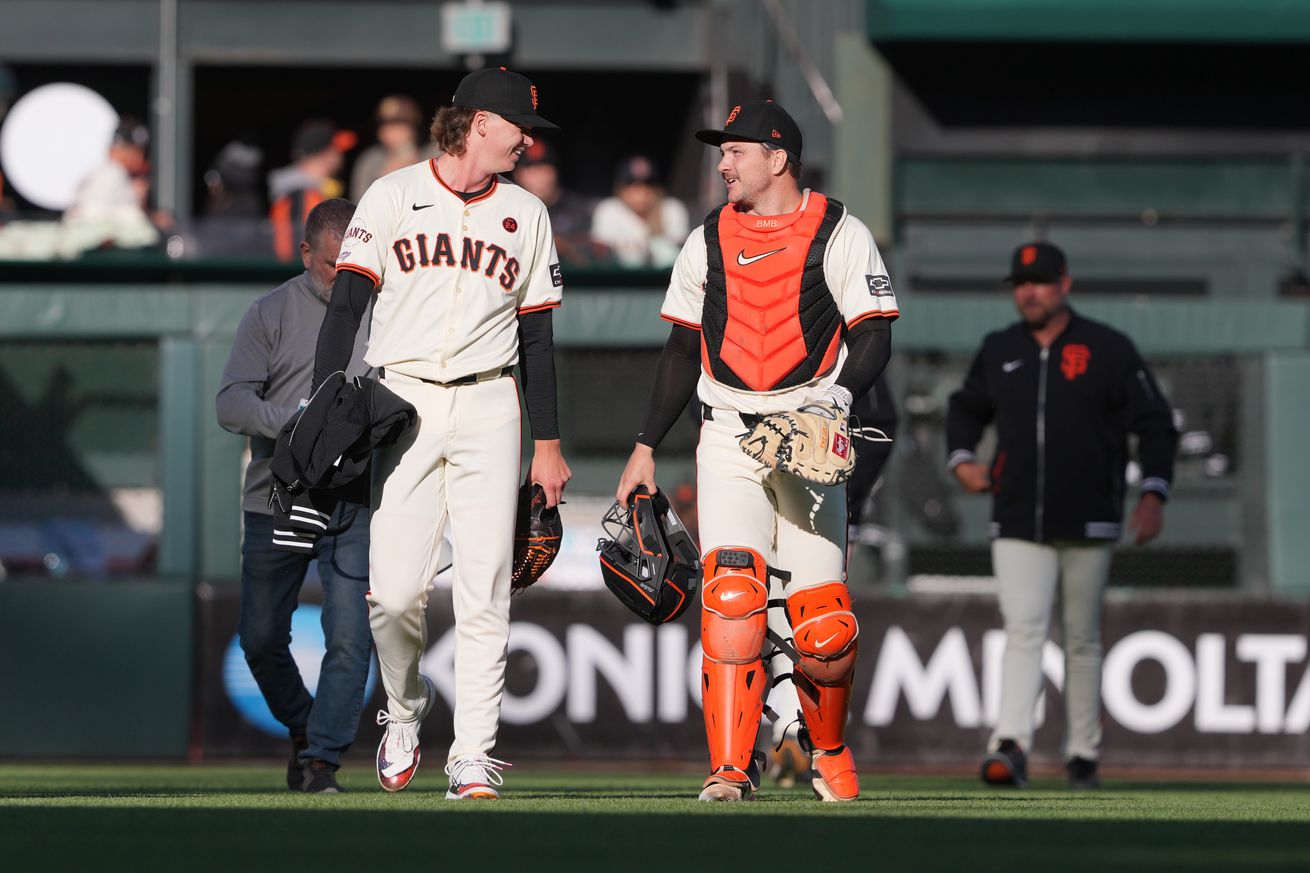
{"left": 239, "top": 503, "right": 373, "bottom": 767}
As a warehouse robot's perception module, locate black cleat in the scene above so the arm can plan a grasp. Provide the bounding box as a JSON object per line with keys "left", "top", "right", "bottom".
{"left": 981, "top": 739, "right": 1028, "bottom": 787}
{"left": 301, "top": 759, "right": 343, "bottom": 793}
{"left": 1065, "top": 756, "right": 1101, "bottom": 790}
{"left": 287, "top": 732, "right": 309, "bottom": 791}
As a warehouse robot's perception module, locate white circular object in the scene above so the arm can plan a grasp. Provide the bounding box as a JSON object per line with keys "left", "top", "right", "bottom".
{"left": 0, "top": 83, "right": 120, "bottom": 211}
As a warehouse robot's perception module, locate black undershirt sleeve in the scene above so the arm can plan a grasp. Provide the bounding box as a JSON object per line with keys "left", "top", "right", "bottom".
{"left": 516, "top": 309, "right": 560, "bottom": 441}
{"left": 835, "top": 319, "right": 892, "bottom": 401}
{"left": 313, "top": 269, "right": 375, "bottom": 390}
{"left": 637, "top": 323, "right": 701, "bottom": 450}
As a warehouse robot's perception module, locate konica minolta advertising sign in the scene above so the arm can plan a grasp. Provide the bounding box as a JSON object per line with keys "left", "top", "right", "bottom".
{"left": 196, "top": 588, "right": 1310, "bottom": 767}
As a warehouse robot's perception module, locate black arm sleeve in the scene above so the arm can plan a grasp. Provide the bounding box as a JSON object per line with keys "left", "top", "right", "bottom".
{"left": 313, "top": 270, "right": 375, "bottom": 390}
{"left": 945, "top": 343, "right": 996, "bottom": 463}
{"left": 516, "top": 309, "right": 560, "bottom": 441}
{"left": 834, "top": 319, "right": 892, "bottom": 400}
{"left": 636, "top": 324, "right": 701, "bottom": 450}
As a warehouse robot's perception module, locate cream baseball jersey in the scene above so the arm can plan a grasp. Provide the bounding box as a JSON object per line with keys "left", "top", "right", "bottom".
{"left": 336, "top": 159, "right": 563, "bottom": 382}
{"left": 660, "top": 190, "right": 898, "bottom": 415}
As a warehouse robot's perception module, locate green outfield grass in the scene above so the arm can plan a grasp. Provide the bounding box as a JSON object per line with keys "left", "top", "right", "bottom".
{"left": 1, "top": 765, "right": 1307, "bottom": 872}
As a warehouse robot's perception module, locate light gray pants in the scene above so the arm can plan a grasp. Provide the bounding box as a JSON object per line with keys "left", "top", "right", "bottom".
{"left": 989, "top": 537, "right": 1113, "bottom": 762}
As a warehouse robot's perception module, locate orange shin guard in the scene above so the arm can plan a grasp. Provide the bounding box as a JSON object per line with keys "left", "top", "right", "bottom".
{"left": 787, "top": 582, "right": 859, "bottom": 751}
{"left": 700, "top": 547, "right": 770, "bottom": 773}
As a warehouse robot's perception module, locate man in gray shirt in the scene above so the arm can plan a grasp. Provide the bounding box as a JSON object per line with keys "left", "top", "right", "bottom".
{"left": 216, "top": 198, "right": 373, "bottom": 793}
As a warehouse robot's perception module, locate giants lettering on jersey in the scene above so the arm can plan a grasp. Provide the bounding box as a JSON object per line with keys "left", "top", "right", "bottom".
{"left": 391, "top": 233, "right": 521, "bottom": 291}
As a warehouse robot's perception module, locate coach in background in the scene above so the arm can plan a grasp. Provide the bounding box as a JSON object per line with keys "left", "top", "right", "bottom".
{"left": 216, "top": 198, "right": 374, "bottom": 793}
{"left": 946, "top": 241, "right": 1177, "bottom": 790}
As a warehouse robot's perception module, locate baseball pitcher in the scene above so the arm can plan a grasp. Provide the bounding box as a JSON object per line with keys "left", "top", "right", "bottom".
{"left": 313, "top": 67, "right": 570, "bottom": 799}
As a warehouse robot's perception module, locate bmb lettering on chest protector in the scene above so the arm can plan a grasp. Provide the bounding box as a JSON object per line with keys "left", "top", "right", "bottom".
{"left": 700, "top": 195, "right": 844, "bottom": 392}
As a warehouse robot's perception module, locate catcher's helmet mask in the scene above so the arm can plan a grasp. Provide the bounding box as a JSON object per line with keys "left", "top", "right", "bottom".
{"left": 597, "top": 486, "right": 702, "bottom": 624}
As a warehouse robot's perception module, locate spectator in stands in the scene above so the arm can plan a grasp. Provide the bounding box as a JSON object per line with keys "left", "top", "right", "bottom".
{"left": 268, "top": 119, "right": 356, "bottom": 261}
{"left": 195, "top": 137, "right": 267, "bottom": 256}
{"left": 61, "top": 117, "right": 159, "bottom": 255}
{"left": 215, "top": 198, "right": 374, "bottom": 794}
{"left": 512, "top": 140, "right": 602, "bottom": 266}
{"left": 204, "top": 138, "right": 264, "bottom": 219}
{"left": 946, "top": 240, "right": 1178, "bottom": 791}
{"left": 590, "top": 155, "right": 688, "bottom": 268}
{"left": 350, "top": 95, "right": 439, "bottom": 201}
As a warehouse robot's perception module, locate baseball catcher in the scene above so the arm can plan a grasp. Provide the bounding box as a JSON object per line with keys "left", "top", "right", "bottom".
{"left": 614, "top": 100, "right": 897, "bottom": 803}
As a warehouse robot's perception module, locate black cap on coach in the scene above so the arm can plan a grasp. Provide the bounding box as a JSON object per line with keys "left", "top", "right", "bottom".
{"left": 451, "top": 67, "right": 559, "bottom": 130}
{"left": 1005, "top": 241, "right": 1068, "bottom": 284}
{"left": 695, "top": 100, "right": 802, "bottom": 163}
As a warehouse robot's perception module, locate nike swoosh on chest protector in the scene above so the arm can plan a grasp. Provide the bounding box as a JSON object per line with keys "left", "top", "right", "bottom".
{"left": 736, "top": 246, "right": 786, "bottom": 266}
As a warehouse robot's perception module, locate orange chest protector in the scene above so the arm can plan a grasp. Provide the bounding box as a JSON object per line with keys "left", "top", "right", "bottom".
{"left": 701, "top": 194, "right": 845, "bottom": 392}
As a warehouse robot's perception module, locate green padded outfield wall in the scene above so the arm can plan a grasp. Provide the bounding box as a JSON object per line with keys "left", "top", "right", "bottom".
{"left": 0, "top": 580, "right": 192, "bottom": 756}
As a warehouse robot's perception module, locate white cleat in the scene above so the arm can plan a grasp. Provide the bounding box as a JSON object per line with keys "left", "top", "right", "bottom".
{"left": 375, "top": 674, "right": 436, "bottom": 793}
{"left": 445, "top": 755, "right": 511, "bottom": 800}
{"left": 697, "top": 779, "right": 752, "bottom": 802}
{"left": 697, "top": 758, "right": 762, "bottom": 803}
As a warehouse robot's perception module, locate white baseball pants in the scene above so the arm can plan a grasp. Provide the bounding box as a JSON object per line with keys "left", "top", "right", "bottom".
{"left": 368, "top": 371, "right": 520, "bottom": 762}
{"left": 698, "top": 407, "right": 847, "bottom": 746}
{"left": 989, "top": 537, "right": 1113, "bottom": 762}
{"left": 695, "top": 409, "right": 848, "bottom": 591}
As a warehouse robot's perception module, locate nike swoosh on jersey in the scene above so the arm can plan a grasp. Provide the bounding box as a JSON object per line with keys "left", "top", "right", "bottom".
{"left": 1002, "top": 359, "right": 1024, "bottom": 373}
{"left": 736, "top": 246, "right": 786, "bottom": 266}
{"left": 411, "top": 203, "right": 434, "bottom": 211}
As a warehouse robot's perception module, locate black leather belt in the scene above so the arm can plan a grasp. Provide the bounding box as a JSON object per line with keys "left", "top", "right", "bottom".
{"left": 701, "top": 403, "right": 761, "bottom": 428}
{"left": 420, "top": 366, "right": 513, "bottom": 387}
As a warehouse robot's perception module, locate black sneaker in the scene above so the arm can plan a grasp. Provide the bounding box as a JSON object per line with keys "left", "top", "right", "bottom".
{"left": 1066, "top": 757, "right": 1101, "bottom": 790}
{"left": 302, "top": 759, "right": 343, "bottom": 794}
{"left": 981, "top": 739, "right": 1028, "bottom": 787}
{"left": 287, "top": 732, "right": 309, "bottom": 791}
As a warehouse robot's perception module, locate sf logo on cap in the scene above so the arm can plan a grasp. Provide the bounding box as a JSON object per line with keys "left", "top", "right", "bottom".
{"left": 530, "top": 85, "right": 539, "bottom": 111}
{"left": 1021, "top": 245, "right": 1038, "bottom": 265}
{"left": 726, "top": 105, "right": 741, "bottom": 124}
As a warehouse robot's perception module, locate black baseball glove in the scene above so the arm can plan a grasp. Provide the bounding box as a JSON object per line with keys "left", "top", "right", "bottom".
{"left": 512, "top": 482, "right": 563, "bottom": 592}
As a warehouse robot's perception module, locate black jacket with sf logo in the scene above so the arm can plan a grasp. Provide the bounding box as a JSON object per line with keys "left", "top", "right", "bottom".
{"left": 946, "top": 309, "right": 1178, "bottom": 542}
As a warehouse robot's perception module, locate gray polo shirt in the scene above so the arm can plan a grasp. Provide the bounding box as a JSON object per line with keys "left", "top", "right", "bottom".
{"left": 216, "top": 271, "right": 373, "bottom": 514}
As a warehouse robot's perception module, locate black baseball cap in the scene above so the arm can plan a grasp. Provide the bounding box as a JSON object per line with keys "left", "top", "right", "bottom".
{"left": 1005, "top": 241, "right": 1068, "bottom": 284}
{"left": 113, "top": 116, "right": 150, "bottom": 149}
{"left": 452, "top": 67, "right": 558, "bottom": 130}
{"left": 291, "top": 119, "right": 357, "bottom": 158}
{"left": 695, "top": 100, "right": 802, "bottom": 163}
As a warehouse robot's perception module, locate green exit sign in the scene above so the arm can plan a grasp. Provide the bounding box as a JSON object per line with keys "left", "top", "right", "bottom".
{"left": 442, "top": 2, "right": 513, "bottom": 54}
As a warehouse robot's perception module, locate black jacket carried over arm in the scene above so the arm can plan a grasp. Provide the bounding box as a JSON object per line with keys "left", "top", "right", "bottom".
{"left": 945, "top": 309, "right": 1178, "bottom": 542}
{"left": 268, "top": 372, "right": 416, "bottom": 551}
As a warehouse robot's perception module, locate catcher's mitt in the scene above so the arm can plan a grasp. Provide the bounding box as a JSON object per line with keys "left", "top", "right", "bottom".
{"left": 738, "top": 402, "right": 855, "bottom": 486}
{"left": 512, "top": 482, "right": 563, "bottom": 592}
